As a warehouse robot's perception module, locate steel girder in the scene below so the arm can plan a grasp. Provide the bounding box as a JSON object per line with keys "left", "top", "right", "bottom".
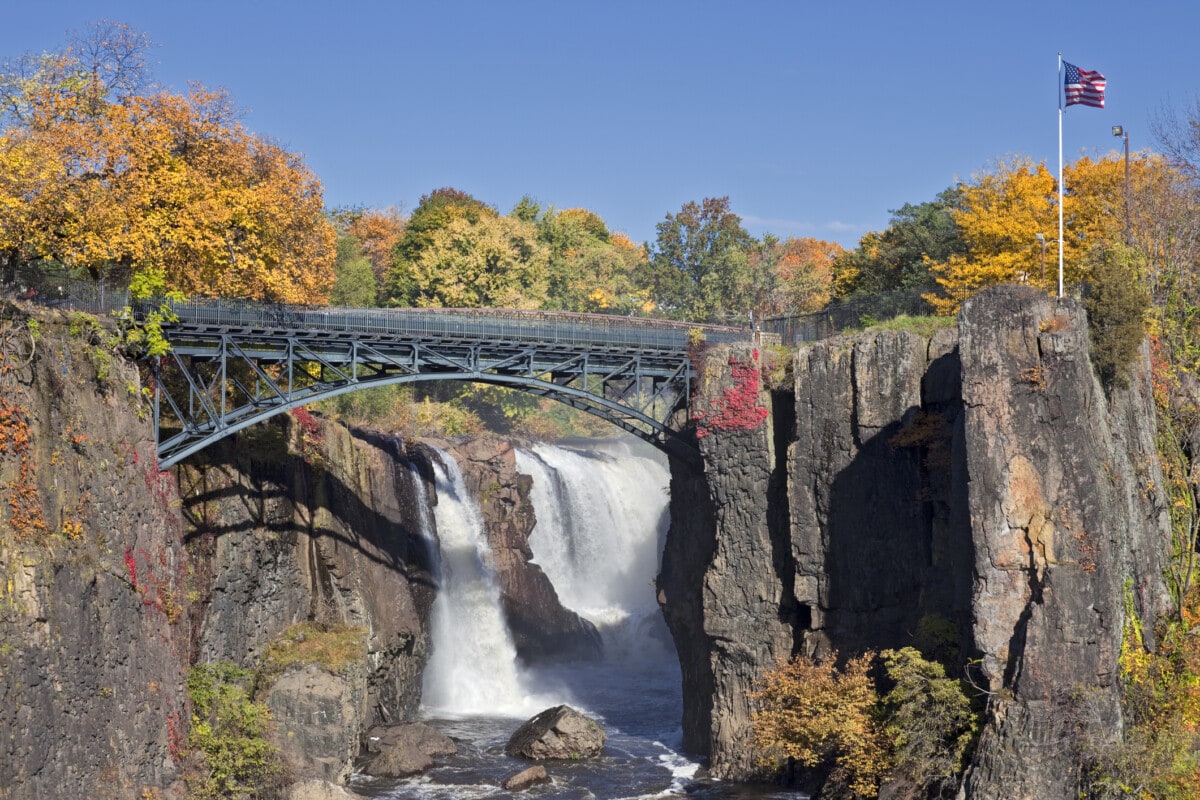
{"left": 153, "top": 329, "right": 697, "bottom": 467}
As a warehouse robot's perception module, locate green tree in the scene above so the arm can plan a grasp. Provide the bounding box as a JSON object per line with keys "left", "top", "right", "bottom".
{"left": 1084, "top": 243, "right": 1150, "bottom": 392}
{"left": 832, "top": 190, "right": 965, "bottom": 298}
{"left": 648, "top": 196, "right": 756, "bottom": 323}
{"left": 880, "top": 647, "right": 978, "bottom": 797}
{"left": 329, "top": 234, "right": 377, "bottom": 307}
{"left": 384, "top": 187, "right": 494, "bottom": 305}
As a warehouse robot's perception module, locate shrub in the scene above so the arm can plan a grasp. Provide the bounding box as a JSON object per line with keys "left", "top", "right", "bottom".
{"left": 185, "top": 662, "right": 283, "bottom": 800}
{"left": 752, "top": 647, "right": 980, "bottom": 799}
{"left": 752, "top": 651, "right": 890, "bottom": 798}
{"left": 1084, "top": 244, "right": 1150, "bottom": 392}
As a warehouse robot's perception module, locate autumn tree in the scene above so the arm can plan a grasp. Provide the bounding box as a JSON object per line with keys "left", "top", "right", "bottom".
{"left": 649, "top": 197, "right": 757, "bottom": 323}
{"left": 752, "top": 651, "right": 890, "bottom": 798}
{"left": 755, "top": 235, "right": 842, "bottom": 315}
{"left": 0, "top": 25, "right": 336, "bottom": 302}
{"left": 404, "top": 213, "right": 549, "bottom": 309}
{"left": 331, "top": 206, "right": 405, "bottom": 294}
{"left": 922, "top": 156, "right": 1170, "bottom": 315}
{"left": 923, "top": 159, "right": 1059, "bottom": 314}
{"left": 529, "top": 201, "right": 652, "bottom": 314}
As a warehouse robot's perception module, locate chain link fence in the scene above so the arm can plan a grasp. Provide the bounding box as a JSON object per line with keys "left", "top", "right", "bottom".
{"left": 1, "top": 264, "right": 130, "bottom": 315}
{"left": 763, "top": 289, "right": 934, "bottom": 347}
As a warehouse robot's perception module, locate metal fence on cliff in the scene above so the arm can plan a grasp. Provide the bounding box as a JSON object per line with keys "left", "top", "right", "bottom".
{"left": 762, "top": 289, "right": 933, "bottom": 347}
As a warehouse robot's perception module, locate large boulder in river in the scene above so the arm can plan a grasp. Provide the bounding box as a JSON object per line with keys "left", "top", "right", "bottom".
{"left": 359, "top": 722, "right": 457, "bottom": 777}
{"left": 504, "top": 705, "right": 606, "bottom": 760}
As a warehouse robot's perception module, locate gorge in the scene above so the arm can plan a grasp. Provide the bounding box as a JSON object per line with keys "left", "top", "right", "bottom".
{"left": 0, "top": 284, "right": 1172, "bottom": 799}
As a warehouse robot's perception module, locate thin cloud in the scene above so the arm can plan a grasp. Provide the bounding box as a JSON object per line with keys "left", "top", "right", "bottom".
{"left": 740, "top": 214, "right": 863, "bottom": 238}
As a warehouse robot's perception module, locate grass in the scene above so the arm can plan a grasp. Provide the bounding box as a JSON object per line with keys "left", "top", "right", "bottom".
{"left": 261, "top": 622, "right": 367, "bottom": 676}
{"left": 862, "top": 314, "right": 956, "bottom": 339}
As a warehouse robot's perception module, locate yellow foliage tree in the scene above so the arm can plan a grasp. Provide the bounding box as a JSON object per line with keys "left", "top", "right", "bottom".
{"left": 408, "top": 214, "right": 549, "bottom": 309}
{"left": 0, "top": 34, "right": 335, "bottom": 303}
{"left": 751, "top": 651, "right": 890, "bottom": 797}
{"left": 925, "top": 158, "right": 1059, "bottom": 314}
{"left": 925, "top": 155, "right": 1170, "bottom": 315}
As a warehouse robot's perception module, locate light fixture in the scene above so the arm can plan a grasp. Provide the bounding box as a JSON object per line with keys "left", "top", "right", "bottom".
{"left": 1112, "top": 125, "right": 1124, "bottom": 137}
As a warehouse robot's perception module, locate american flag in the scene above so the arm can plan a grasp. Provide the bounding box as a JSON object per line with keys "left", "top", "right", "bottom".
{"left": 1064, "top": 61, "right": 1106, "bottom": 108}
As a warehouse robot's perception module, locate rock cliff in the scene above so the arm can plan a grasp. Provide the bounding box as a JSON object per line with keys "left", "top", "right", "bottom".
{"left": 183, "top": 419, "right": 438, "bottom": 780}
{"left": 0, "top": 305, "right": 190, "bottom": 799}
{"left": 658, "top": 285, "right": 1171, "bottom": 796}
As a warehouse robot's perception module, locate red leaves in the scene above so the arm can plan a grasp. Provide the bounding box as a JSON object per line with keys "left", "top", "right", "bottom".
{"left": 693, "top": 352, "right": 770, "bottom": 438}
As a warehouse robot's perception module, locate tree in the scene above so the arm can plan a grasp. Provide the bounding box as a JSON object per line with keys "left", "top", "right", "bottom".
{"left": 649, "top": 197, "right": 756, "bottom": 323}
{"left": 385, "top": 187, "right": 494, "bottom": 305}
{"left": 0, "top": 30, "right": 336, "bottom": 302}
{"left": 832, "top": 190, "right": 965, "bottom": 298}
{"left": 924, "top": 159, "right": 1059, "bottom": 313}
{"left": 331, "top": 206, "right": 405, "bottom": 294}
{"left": 329, "top": 234, "right": 377, "bottom": 307}
{"left": 756, "top": 236, "right": 842, "bottom": 315}
{"left": 532, "top": 205, "right": 652, "bottom": 313}
{"left": 1084, "top": 243, "right": 1150, "bottom": 392}
{"left": 405, "top": 213, "right": 549, "bottom": 308}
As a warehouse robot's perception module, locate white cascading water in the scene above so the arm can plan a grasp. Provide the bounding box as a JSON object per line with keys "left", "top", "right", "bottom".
{"left": 420, "top": 448, "right": 550, "bottom": 717}
{"left": 515, "top": 440, "right": 671, "bottom": 655}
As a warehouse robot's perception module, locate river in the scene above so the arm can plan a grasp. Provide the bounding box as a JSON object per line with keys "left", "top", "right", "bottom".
{"left": 351, "top": 439, "right": 801, "bottom": 800}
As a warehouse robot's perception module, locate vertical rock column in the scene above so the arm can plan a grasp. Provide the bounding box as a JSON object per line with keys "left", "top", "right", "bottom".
{"left": 658, "top": 344, "right": 793, "bottom": 779}
{"left": 957, "top": 285, "right": 1170, "bottom": 799}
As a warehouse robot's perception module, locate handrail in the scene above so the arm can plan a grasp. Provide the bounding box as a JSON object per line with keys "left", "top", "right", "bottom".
{"left": 157, "top": 299, "right": 752, "bottom": 352}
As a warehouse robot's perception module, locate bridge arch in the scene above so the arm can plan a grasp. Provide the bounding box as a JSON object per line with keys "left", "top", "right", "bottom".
{"left": 152, "top": 301, "right": 748, "bottom": 467}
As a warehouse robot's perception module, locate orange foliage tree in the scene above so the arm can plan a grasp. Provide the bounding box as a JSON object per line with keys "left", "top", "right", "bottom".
{"left": 337, "top": 206, "right": 406, "bottom": 289}
{"left": 757, "top": 236, "right": 842, "bottom": 315}
{"left": 0, "top": 24, "right": 335, "bottom": 303}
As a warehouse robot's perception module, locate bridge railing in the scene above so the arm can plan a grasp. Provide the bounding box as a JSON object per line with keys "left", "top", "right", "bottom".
{"left": 159, "top": 299, "right": 752, "bottom": 352}
{"left": 0, "top": 264, "right": 755, "bottom": 351}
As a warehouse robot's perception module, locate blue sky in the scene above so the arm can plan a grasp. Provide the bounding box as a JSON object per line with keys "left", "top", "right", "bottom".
{"left": 3, "top": 2, "right": 1197, "bottom": 248}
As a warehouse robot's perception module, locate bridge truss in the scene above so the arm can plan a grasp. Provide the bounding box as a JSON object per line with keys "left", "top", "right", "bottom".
{"left": 152, "top": 302, "right": 747, "bottom": 467}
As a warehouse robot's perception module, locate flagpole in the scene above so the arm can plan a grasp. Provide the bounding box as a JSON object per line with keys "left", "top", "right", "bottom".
{"left": 1057, "top": 52, "right": 1065, "bottom": 299}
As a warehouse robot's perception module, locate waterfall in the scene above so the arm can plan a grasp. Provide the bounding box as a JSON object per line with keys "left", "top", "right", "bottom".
{"left": 420, "top": 448, "right": 548, "bottom": 717}
{"left": 515, "top": 440, "right": 671, "bottom": 656}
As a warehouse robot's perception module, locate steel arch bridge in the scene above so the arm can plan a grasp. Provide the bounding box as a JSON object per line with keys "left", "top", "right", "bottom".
{"left": 150, "top": 301, "right": 751, "bottom": 468}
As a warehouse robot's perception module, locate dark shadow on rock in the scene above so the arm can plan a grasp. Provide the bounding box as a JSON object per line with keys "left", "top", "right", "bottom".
{"left": 819, "top": 347, "right": 978, "bottom": 666}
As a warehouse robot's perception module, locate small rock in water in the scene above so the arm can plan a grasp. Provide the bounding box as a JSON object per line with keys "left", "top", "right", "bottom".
{"left": 502, "top": 765, "right": 551, "bottom": 791}
{"left": 504, "top": 704, "right": 606, "bottom": 760}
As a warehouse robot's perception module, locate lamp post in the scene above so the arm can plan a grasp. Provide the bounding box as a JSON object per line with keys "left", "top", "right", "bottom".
{"left": 1035, "top": 232, "right": 1047, "bottom": 288}
{"left": 1112, "top": 125, "right": 1130, "bottom": 243}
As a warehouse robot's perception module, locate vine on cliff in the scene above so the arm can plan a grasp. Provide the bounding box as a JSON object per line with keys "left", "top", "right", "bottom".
{"left": 692, "top": 351, "right": 770, "bottom": 438}
{"left": 0, "top": 397, "right": 46, "bottom": 539}
{"left": 291, "top": 407, "right": 325, "bottom": 467}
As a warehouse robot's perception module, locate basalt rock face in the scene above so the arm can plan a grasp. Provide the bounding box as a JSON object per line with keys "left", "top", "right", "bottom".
{"left": 443, "top": 437, "right": 602, "bottom": 662}
{"left": 956, "top": 288, "right": 1169, "bottom": 798}
{"left": 659, "top": 285, "right": 1171, "bottom": 796}
{"left": 185, "top": 420, "right": 439, "bottom": 778}
{"left": 0, "top": 307, "right": 189, "bottom": 800}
